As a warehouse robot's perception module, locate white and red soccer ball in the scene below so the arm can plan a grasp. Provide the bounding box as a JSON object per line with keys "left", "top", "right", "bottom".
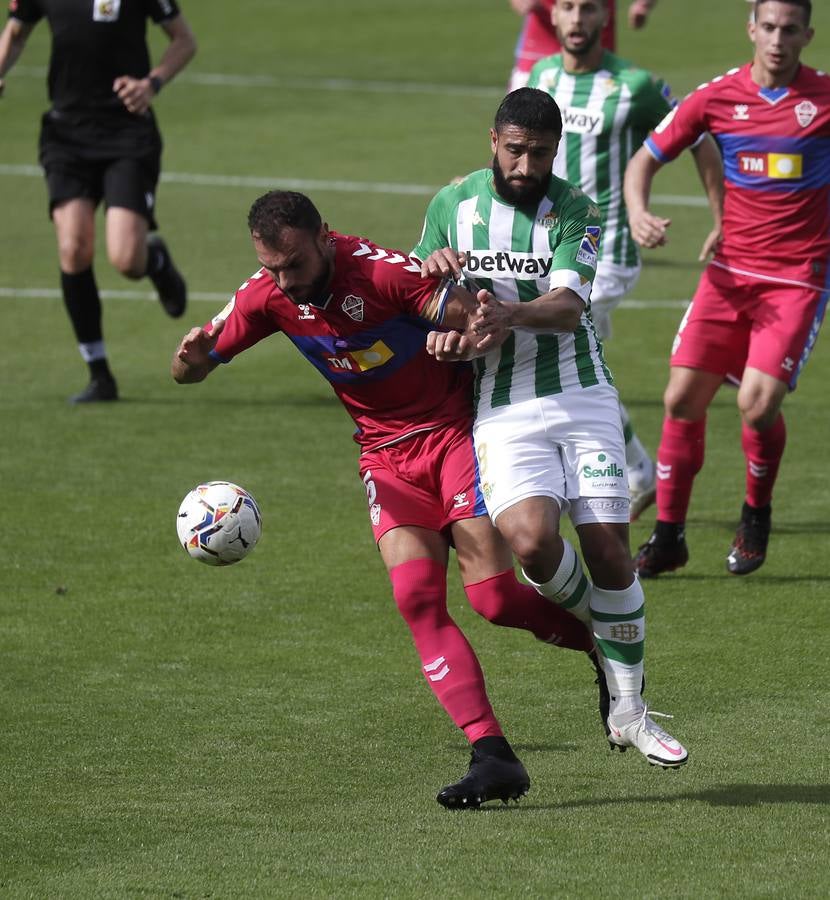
{"left": 176, "top": 481, "right": 262, "bottom": 566}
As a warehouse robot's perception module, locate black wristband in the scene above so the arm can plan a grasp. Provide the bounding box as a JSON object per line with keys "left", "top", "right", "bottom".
{"left": 149, "top": 75, "right": 163, "bottom": 95}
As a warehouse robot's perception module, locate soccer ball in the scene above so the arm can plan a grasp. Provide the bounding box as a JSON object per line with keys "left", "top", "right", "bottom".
{"left": 176, "top": 481, "right": 262, "bottom": 566}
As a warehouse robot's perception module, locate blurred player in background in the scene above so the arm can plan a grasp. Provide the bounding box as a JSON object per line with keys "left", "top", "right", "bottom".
{"left": 527, "top": 0, "right": 725, "bottom": 520}
{"left": 508, "top": 0, "right": 657, "bottom": 91}
{"left": 415, "top": 89, "right": 689, "bottom": 770}
{"left": 172, "top": 190, "right": 605, "bottom": 810}
{"left": 0, "top": 0, "right": 196, "bottom": 403}
{"left": 625, "top": 0, "right": 828, "bottom": 577}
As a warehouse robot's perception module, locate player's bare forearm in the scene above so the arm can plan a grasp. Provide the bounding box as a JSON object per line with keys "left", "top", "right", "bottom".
{"left": 691, "top": 133, "right": 724, "bottom": 248}
{"left": 477, "top": 287, "right": 583, "bottom": 333}
{"left": 625, "top": 146, "right": 671, "bottom": 247}
{"left": 154, "top": 14, "right": 198, "bottom": 85}
{"left": 113, "top": 15, "right": 196, "bottom": 114}
{"left": 0, "top": 19, "right": 35, "bottom": 96}
{"left": 172, "top": 322, "right": 223, "bottom": 384}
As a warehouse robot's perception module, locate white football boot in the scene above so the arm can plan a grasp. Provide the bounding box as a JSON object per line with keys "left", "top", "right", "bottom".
{"left": 607, "top": 704, "right": 689, "bottom": 768}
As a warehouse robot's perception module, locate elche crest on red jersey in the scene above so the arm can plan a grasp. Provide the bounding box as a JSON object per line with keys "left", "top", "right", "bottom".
{"left": 342, "top": 295, "right": 364, "bottom": 321}
{"left": 794, "top": 100, "right": 818, "bottom": 127}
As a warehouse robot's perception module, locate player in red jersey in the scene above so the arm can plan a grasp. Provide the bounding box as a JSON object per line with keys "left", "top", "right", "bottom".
{"left": 508, "top": 0, "right": 657, "bottom": 91}
{"left": 624, "top": 0, "right": 829, "bottom": 577}
{"left": 172, "top": 191, "right": 606, "bottom": 809}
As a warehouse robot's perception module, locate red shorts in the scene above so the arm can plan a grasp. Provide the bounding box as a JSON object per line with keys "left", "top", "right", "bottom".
{"left": 358, "top": 424, "right": 487, "bottom": 543}
{"left": 671, "top": 262, "right": 829, "bottom": 389}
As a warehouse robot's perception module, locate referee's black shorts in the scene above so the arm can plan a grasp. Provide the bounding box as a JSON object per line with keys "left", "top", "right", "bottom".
{"left": 38, "top": 108, "right": 163, "bottom": 230}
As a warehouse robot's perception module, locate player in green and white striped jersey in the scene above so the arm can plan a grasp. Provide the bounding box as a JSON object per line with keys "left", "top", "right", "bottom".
{"left": 527, "top": 0, "right": 723, "bottom": 520}
{"left": 414, "top": 88, "right": 688, "bottom": 769}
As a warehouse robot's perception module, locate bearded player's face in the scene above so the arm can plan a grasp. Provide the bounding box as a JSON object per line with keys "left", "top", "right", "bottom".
{"left": 253, "top": 225, "right": 334, "bottom": 305}
{"left": 552, "top": 0, "right": 608, "bottom": 57}
{"left": 490, "top": 124, "right": 558, "bottom": 206}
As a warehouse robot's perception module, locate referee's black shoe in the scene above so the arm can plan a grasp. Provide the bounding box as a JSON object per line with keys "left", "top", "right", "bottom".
{"left": 147, "top": 235, "right": 187, "bottom": 318}
{"left": 436, "top": 747, "right": 529, "bottom": 809}
{"left": 69, "top": 375, "right": 118, "bottom": 404}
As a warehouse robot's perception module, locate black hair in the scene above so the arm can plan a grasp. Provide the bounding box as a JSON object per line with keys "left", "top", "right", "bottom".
{"left": 755, "top": 0, "right": 811, "bottom": 26}
{"left": 494, "top": 88, "right": 563, "bottom": 139}
{"left": 247, "top": 191, "right": 322, "bottom": 247}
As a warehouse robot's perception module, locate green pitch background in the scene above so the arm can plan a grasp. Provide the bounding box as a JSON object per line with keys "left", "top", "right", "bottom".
{"left": 1, "top": 1, "right": 828, "bottom": 896}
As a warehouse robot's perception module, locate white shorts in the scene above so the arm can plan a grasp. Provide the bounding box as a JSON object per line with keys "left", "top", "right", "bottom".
{"left": 474, "top": 384, "right": 630, "bottom": 526}
{"left": 589, "top": 260, "right": 641, "bottom": 341}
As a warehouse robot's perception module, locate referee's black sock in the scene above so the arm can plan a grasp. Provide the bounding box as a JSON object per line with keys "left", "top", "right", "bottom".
{"left": 146, "top": 236, "right": 170, "bottom": 276}
{"left": 60, "top": 268, "right": 113, "bottom": 381}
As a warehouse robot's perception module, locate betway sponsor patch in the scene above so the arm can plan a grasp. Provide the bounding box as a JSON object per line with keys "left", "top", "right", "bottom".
{"left": 465, "top": 251, "right": 553, "bottom": 279}
{"left": 561, "top": 106, "right": 605, "bottom": 136}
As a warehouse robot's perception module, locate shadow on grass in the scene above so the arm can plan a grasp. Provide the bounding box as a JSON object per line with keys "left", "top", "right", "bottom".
{"left": 473, "top": 783, "right": 830, "bottom": 813}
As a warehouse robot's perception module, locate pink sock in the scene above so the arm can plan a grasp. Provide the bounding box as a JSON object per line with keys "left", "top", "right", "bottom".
{"left": 390, "top": 558, "right": 502, "bottom": 743}
{"left": 656, "top": 416, "right": 706, "bottom": 523}
{"left": 742, "top": 414, "right": 786, "bottom": 508}
{"left": 465, "top": 570, "right": 593, "bottom": 652}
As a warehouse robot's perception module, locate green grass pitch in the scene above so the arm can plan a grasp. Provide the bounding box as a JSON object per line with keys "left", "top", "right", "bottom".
{"left": 0, "top": 1, "right": 828, "bottom": 896}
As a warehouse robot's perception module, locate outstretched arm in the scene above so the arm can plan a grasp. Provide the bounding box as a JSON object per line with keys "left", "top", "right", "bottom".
{"left": 624, "top": 144, "right": 670, "bottom": 248}
{"left": 172, "top": 318, "right": 224, "bottom": 384}
{"left": 113, "top": 13, "right": 197, "bottom": 115}
{"left": 690, "top": 133, "right": 724, "bottom": 260}
{"left": 0, "top": 18, "right": 35, "bottom": 98}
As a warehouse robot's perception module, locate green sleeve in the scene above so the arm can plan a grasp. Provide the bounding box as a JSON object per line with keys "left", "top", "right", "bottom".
{"left": 551, "top": 188, "right": 604, "bottom": 284}
{"left": 411, "top": 188, "right": 452, "bottom": 261}
{"left": 634, "top": 69, "right": 675, "bottom": 131}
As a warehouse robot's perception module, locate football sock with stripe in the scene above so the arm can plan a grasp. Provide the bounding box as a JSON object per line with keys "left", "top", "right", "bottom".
{"left": 655, "top": 416, "right": 706, "bottom": 523}
{"left": 742, "top": 414, "right": 786, "bottom": 508}
{"left": 590, "top": 579, "right": 646, "bottom": 718}
{"left": 61, "top": 268, "right": 112, "bottom": 377}
{"left": 522, "top": 538, "right": 591, "bottom": 626}
{"left": 390, "top": 558, "right": 503, "bottom": 743}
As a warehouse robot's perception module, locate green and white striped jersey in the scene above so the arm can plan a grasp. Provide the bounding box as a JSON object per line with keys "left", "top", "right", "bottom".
{"left": 413, "top": 169, "right": 613, "bottom": 417}
{"left": 528, "top": 50, "right": 674, "bottom": 268}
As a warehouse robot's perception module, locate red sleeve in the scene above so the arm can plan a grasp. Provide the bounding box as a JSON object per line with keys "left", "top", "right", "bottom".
{"left": 208, "top": 271, "right": 281, "bottom": 364}
{"left": 646, "top": 84, "right": 710, "bottom": 163}
{"left": 364, "top": 251, "right": 453, "bottom": 324}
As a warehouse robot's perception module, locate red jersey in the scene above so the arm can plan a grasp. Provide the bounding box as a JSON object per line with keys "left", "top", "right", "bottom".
{"left": 646, "top": 63, "right": 830, "bottom": 290}
{"left": 209, "top": 232, "right": 473, "bottom": 451}
{"left": 514, "top": 0, "right": 616, "bottom": 74}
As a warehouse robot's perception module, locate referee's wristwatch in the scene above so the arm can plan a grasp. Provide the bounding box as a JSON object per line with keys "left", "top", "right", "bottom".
{"left": 149, "top": 75, "right": 164, "bottom": 95}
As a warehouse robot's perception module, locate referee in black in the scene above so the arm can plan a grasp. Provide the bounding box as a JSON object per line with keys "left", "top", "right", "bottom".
{"left": 0, "top": 0, "right": 197, "bottom": 402}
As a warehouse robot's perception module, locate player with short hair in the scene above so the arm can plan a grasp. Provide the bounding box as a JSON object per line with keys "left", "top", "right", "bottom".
{"left": 625, "top": 0, "right": 828, "bottom": 576}
{"left": 508, "top": 0, "right": 657, "bottom": 92}
{"left": 172, "top": 190, "right": 605, "bottom": 810}
{"left": 0, "top": 0, "right": 196, "bottom": 403}
{"left": 527, "top": 0, "right": 724, "bottom": 520}
{"left": 415, "top": 88, "right": 688, "bottom": 769}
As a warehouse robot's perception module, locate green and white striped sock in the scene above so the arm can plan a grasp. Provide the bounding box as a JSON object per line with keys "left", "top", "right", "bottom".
{"left": 522, "top": 538, "right": 591, "bottom": 626}
{"left": 591, "top": 579, "right": 645, "bottom": 707}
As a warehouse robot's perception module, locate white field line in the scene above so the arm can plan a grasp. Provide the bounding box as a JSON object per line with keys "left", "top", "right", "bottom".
{"left": 0, "top": 286, "right": 690, "bottom": 308}
{"left": 0, "top": 163, "right": 709, "bottom": 206}
{"left": 12, "top": 65, "right": 505, "bottom": 97}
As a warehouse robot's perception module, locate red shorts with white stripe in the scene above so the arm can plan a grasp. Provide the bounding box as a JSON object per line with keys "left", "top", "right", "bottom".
{"left": 358, "top": 423, "right": 488, "bottom": 543}
{"left": 671, "top": 261, "right": 828, "bottom": 389}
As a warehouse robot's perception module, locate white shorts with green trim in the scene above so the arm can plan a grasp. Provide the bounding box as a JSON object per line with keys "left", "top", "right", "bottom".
{"left": 474, "top": 384, "right": 630, "bottom": 525}
{"left": 589, "top": 260, "right": 641, "bottom": 341}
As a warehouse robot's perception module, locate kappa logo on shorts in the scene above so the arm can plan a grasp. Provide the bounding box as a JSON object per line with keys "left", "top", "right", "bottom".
{"left": 93, "top": 0, "right": 121, "bottom": 22}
